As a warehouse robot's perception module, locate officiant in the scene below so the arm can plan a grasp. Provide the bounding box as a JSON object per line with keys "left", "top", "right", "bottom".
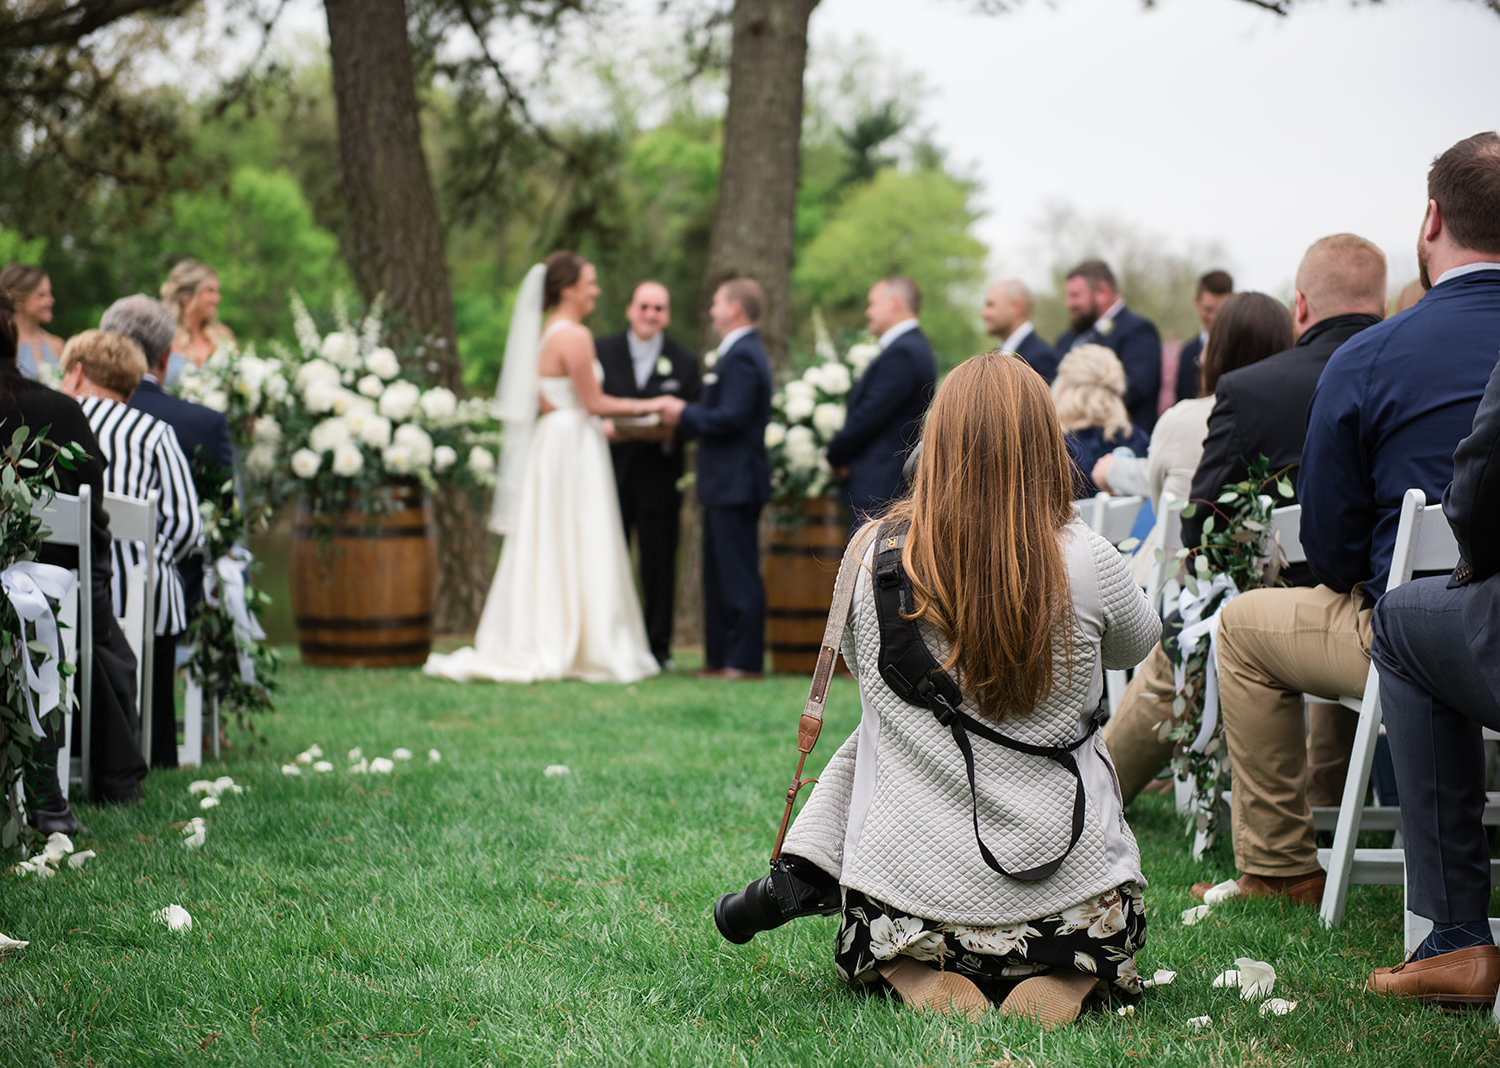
{"left": 597, "top": 281, "right": 702, "bottom": 670}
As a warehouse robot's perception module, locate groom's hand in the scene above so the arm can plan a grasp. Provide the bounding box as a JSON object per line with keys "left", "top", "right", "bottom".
{"left": 658, "top": 396, "right": 687, "bottom": 427}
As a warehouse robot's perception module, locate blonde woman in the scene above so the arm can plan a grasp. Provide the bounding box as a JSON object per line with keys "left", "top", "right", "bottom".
{"left": 1051, "top": 344, "right": 1149, "bottom": 498}
{"left": 159, "top": 259, "right": 235, "bottom": 389}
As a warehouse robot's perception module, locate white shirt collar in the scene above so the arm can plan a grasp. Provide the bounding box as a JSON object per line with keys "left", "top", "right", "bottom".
{"left": 716, "top": 325, "right": 755, "bottom": 355}
{"left": 1000, "top": 321, "right": 1035, "bottom": 352}
{"left": 878, "top": 318, "right": 920, "bottom": 350}
{"left": 1098, "top": 298, "right": 1125, "bottom": 323}
{"left": 626, "top": 330, "right": 664, "bottom": 390}
{"left": 1432, "top": 261, "right": 1500, "bottom": 287}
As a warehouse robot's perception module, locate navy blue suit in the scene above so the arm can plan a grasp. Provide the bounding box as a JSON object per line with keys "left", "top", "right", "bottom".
{"left": 826, "top": 325, "right": 936, "bottom": 528}
{"left": 1065, "top": 424, "right": 1150, "bottom": 499}
{"left": 1056, "top": 306, "right": 1164, "bottom": 433}
{"left": 1300, "top": 269, "right": 1500, "bottom": 600}
{"left": 679, "top": 329, "right": 772, "bottom": 672}
{"left": 1010, "top": 328, "right": 1058, "bottom": 384}
{"left": 1175, "top": 333, "right": 1205, "bottom": 405}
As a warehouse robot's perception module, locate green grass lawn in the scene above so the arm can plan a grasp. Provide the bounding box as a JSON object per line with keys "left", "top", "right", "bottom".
{"left": 3, "top": 653, "right": 1499, "bottom": 1066}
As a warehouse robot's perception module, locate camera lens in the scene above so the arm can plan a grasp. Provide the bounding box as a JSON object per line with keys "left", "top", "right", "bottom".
{"left": 714, "top": 875, "right": 783, "bottom": 944}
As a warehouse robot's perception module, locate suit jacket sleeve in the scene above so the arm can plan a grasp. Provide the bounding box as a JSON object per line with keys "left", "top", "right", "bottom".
{"left": 210, "top": 413, "right": 234, "bottom": 481}
{"left": 1181, "top": 380, "right": 1244, "bottom": 550}
{"left": 1298, "top": 361, "right": 1373, "bottom": 593}
{"left": 1444, "top": 356, "right": 1500, "bottom": 582}
{"left": 825, "top": 347, "right": 921, "bottom": 468}
{"left": 1116, "top": 320, "right": 1163, "bottom": 420}
{"left": 679, "top": 350, "right": 760, "bottom": 441}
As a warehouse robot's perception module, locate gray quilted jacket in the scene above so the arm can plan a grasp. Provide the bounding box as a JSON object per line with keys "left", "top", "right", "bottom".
{"left": 783, "top": 520, "right": 1161, "bottom": 926}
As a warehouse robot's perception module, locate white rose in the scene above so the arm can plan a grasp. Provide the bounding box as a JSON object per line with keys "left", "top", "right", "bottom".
{"left": 253, "top": 416, "right": 281, "bottom": 445}
{"left": 331, "top": 443, "right": 364, "bottom": 477}
{"left": 818, "top": 362, "right": 852, "bottom": 396}
{"left": 784, "top": 379, "right": 815, "bottom": 405}
{"left": 468, "top": 447, "right": 495, "bottom": 475}
{"left": 783, "top": 393, "right": 816, "bottom": 423}
{"left": 846, "top": 342, "right": 881, "bottom": 376}
{"left": 264, "top": 374, "right": 288, "bottom": 402}
{"left": 703, "top": 349, "right": 719, "bottom": 369}
{"left": 357, "top": 414, "right": 393, "bottom": 449}
{"left": 320, "top": 331, "right": 359, "bottom": 368}
{"left": 812, "top": 402, "right": 846, "bottom": 437}
{"left": 290, "top": 448, "right": 321, "bottom": 479}
{"left": 201, "top": 390, "right": 229, "bottom": 414}
{"left": 330, "top": 388, "right": 364, "bottom": 415}
{"left": 309, "top": 417, "right": 352, "bottom": 454}
{"left": 295, "top": 358, "right": 341, "bottom": 391}
{"left": 764, "top": 422, "right": 787, "bottom": 449}
{"left": 357, "top": 374, "right": 384, "bottom": 398}
{"left": 433, "top": 445, "right": 458, "bottom": 473}
{"left": 393, "top": 422, "right": 434, "bottom": 466}
{"left": 365, "top": 346, "right": 401, "bottom": 380}
{"left": 381, "top": 443, "right": 413, "bottom": 474}
{"left": 784, "top": 425, "right": 819, "bottom": 470}
{"left": 419, "top": 387, "right": 458, "bottom": 422}
{"left": 378, "top": 381, "right": 421, "bottom": 422}
{"left": 302, "top": 380, "right": 340, "bottom": 414}
{"left": 245, "top": 443, "right": 278, "bottom": 476}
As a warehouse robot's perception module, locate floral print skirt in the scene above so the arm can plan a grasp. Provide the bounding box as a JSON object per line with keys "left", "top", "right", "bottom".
{"left": 834, "top": 884, "right": 1148, "bottom": 1001}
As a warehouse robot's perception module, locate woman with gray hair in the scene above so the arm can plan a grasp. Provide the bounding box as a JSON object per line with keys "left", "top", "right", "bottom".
{"left": 1051, "top": 344, "right": 1149, "bottom": 499}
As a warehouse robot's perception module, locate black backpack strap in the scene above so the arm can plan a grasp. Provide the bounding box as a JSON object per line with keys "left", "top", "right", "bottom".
{"left": 870, "top": 518, "right": 1101, "bottom": 883}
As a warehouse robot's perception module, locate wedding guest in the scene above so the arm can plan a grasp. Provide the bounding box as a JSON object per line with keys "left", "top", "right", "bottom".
{"left": 659, "top": 279, "right": 772, "bottom": 680}
{"left": 1366, "top": 357, "right": 1500, "bottom": 1008}
{"left": 825, "top": 276, "right": 936, "bottom": 532}
{"left": 1051, "top": 345, "right": 1149, "bottom": 499}
{"left": 981, "top": 279, "right": 1057, "bottom": 382}
{"left": 596, "top": 281, "right": 701, "bottom": 670}
{"left": 777, "top": 351, "right": 1159, "bottom": 1024}
{"left": 1100, "top": 234, "right": 1388, "bottom": 808}
{"left": 1, "top": 263, "right": 65, "bottom": 382}
{"left": 159, "top": 259, "right": 234, "bottom": 390}
{"left": 104, "top": 295, "right": 233, "bottom": 766}
{"left": 60, "top": 330, "right": 203, "bottom": 771}
{"left": 1053, "top": 260, "right": 1163, "bottom": 432}
{"left": 0, "top": 289, "right": 146, "bottom": 820}
{"left": 1174, "top": 270, "right": 1233, "bottom": 404}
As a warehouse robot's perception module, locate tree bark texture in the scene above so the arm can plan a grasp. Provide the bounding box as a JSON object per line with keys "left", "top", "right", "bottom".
{"left": 700, "top": 0, "right": 818, "bottom": 369}
{"left": 324, "top": 0, "right": 488, "bottom": 631}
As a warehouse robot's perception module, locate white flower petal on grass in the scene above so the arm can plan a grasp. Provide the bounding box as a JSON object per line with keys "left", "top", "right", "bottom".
{"left": 1235, "top": 958, "right": 1276, "bottom": 1000}
{"left": 67, "top": 850, "right": 96, "bottom": 869}
{"left": 12, "top": 855, "right": 55, "bottom": 878}
{"left": 544, "top": 765, "right": 570, "bottom": 777}
{"left": 0, "top": 931, "right": 29, "bottom": 952}
{"left": 1181, "top": 905, "right": 1212, "bottom": 926}
{"left": 348, "top": 747, "right": 362, "bottom": 762}
{"left": 369, "top": 757, "right": 395, "bottom": 774}
{"left": 1212, "top": 969, "right": 1239, "bottom": 988}
{"left": 1186, "top": 1015, "right": 1213, "bottom": 1030}
{"left": 1115, "top": 1005, "right": 1135, "bottom": 1016}
{"left": 313, "top": 761, "right": 333, "bottom": 773}
{"left": 307, "top": 744, "right": 324, "bottom": 758}
{"left": 295, "top": 751, "right": 314, "bottom": 765}
{"left": 181, "top": 818, "right": 207, "bottom": 850}
{"left": 153, "top": 905, "right": 193, "bottom": 932}
{"left": 1141, "top": 968, "right": 1177, "bottom": 988}
{"left": 1202, "top": 879, "right": 1243, "bottom": 905}
{"left": 428, "top": 749, "right": 441, "bottom": 763}
{"left": 43, "top": 833, "right": 74, "bottom": 864}
{"left": 281, "top": 764, "right": 302, "bottom": 776}
{"left": 199, "top": 797, "right": 220, "bottom": 810}
{"left": 349, "top": 758, "right": 369, "bottom": 774}
{"left": 392, "top": 748, "right": 413, "bottom": 760}
{"left": 188, "top": 780, "right": 215, "bottom": 795}
{"left": 1259, "top": 998, "right": 1297, "bottom": 1016}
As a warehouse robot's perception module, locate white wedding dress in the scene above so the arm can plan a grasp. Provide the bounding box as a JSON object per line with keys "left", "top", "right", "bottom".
{"left": 424, "top": 344, "right": 660, "bottom": 684}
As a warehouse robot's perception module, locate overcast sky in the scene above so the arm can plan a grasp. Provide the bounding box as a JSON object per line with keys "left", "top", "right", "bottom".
{"left": 253, "top": 0, "right": 1500, "bottom": 297}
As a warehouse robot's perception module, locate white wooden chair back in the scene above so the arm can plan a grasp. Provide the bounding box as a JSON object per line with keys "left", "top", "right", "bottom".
{"left": 102, "top": 491, "right": 158, "bottom": 763}
{"left": 1145, "top": 494, "right": 1187, "bottom": 616}
{"left": 1267, "top": 502, "right": 1307, "bottom": 566}
{"left": 31, "top": 487, "right": 94, "bottom": 800}
{"left": 1080, "top": 493, "right": 1147, "bottom": 546}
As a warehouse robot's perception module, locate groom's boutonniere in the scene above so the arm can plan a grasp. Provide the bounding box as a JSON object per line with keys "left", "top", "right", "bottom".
{"left": 704, "top": 349, "right": 719, "bottom": 370}
{"left": 655, "top": 356, "right": 672, "bottom": 377}
{"left": 1095, "top": 318, "right": 1115, "bottom": 338}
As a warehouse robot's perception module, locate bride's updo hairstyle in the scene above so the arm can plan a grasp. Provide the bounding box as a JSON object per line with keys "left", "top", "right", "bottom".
{"left": 543, "top": 250, "right": 588, "bottom": 310}
{"left": 879, "top": 352, "right": 1076, "bottom": 722}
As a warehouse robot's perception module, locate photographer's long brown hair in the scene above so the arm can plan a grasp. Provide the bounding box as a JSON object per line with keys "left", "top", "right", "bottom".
{"left": 882, "top": 352, "right": 1076, "bottom": 721}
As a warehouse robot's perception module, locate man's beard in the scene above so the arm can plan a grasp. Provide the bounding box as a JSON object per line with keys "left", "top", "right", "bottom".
{"left": 1417, "top": 239, "right": 1432, "bottom": 290}
{"left": 1068, "top": 307, "right": 1099, "bottom": 334}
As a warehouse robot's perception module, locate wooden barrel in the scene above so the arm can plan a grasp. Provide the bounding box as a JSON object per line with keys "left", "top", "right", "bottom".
{"left": 764, "top": 496, "right": 850, "bottom": 675}
{"left": 289, "top": 482, "right": 437, "bottom": 668}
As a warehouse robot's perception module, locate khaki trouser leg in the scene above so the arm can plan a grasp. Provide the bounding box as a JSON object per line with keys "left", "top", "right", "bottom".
{"left": 1305, "top": 701, "right": 1360, "bottom": 808}
{"left": 1215, "top": 586, "right": 1372, "bottom": 878}
{"left": 1101, "top": 643, "right": 1179, "bottom": 807}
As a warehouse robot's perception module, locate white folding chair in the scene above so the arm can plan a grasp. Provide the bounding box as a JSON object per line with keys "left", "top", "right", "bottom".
{"left": 1145, "top": 494, "right": 1187, "bottom": 618}
{"left": 101, "top": 491, "right": 157, "bottom": 763}
{"left": 31, "top": 487, "right": 94, "bottom": 801}
{"left": 1079, "top": 494, "right": 1148, "bottom": 716}
{"left": 1318, "top": 488, "right": 1479, "bottom": 929}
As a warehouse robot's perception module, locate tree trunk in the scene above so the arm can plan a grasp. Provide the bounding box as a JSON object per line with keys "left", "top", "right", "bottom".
{"left": 324, "top": 0, "right": 488, "bottom": 631}
{"left": 700, "top": 0, "right": 819, "bottom": 369}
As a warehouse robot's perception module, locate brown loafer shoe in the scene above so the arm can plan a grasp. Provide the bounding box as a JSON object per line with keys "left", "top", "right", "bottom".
{"left": 1367, "top": 945, "right": 1500, "bottom": 1009}
{"left": 718, "top": 668, "right": 764, "bottom": 681}
{"left": 1189, "top": 870, "right": 1325, "bottom": 906}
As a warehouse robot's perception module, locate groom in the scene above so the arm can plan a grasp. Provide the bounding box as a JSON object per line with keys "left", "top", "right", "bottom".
{"left": 660, "top": 279, "right": 772, "bottom": 680}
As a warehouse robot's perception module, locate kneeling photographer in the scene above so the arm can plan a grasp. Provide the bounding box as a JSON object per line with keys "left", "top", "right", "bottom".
{"left": 716, "top": 352, "right": 1160, "bottom": 1025}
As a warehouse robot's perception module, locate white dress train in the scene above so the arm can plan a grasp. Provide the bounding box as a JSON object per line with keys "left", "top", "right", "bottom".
{"left": 424, "top": 369, "right": 660, "bottom": 684}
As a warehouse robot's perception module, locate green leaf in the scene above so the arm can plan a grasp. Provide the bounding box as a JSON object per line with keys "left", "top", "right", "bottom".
{"left": 1180, "top": 503, "right": 1197, "bottom": 518}
{"left": 1277, "top": 479, "right": 1295, "bottom": 498}
{"left": 1217, "top": 490, "right": 1239, "bottom": 503}
{"left": 1202, "top": 515, "right": 1215, "bottom": 534}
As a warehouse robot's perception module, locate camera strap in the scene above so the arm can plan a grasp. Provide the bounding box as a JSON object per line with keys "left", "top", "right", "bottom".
{"left": 769, "top": 522, "right": 876, "bottom": 862}
{"left": 872, "top": 518, "right": 1102, "bottom": 883}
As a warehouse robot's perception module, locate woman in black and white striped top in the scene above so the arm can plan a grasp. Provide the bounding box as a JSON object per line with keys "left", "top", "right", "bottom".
{"left": 59, "top": 331, "right": 203, "bottom": 643}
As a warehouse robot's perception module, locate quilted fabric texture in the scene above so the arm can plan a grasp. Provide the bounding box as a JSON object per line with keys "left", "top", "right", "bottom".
{"left": 784, "top": 521, "right": 1161, "bottom": 926}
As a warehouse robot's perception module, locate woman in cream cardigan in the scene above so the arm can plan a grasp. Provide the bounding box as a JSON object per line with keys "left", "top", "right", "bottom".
{"left": 779, "top": 352, "right": 1161, "bottom": 1025}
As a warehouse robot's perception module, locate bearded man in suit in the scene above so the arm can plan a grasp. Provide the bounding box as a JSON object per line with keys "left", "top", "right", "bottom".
{"left": 1053, "top": 259, "right": 1164, "bottom": 432}
{"left": 596, "top": 281, "right": 701, "bottom": 669}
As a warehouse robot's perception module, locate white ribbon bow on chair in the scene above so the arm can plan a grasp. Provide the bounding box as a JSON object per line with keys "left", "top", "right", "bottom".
{"left": 205, "top": 547, "right": 266, "bottom": 685}
{"left": 0, "top": 561, "right": 78, "bottom": 737}
{"left": 1171, "top": 572, "right": 1240, "bottom": 754}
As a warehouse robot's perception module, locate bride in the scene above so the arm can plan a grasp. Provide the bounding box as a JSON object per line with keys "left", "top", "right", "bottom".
{"left": 425, "top": 252, "right": 670, "bottom": 684}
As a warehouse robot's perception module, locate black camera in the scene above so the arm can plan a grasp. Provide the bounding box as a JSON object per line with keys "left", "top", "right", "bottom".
{"left": 714, "top": 855, "right": 842, "bottom": 944}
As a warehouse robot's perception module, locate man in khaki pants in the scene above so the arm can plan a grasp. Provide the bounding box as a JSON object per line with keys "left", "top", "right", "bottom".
{"left": 1200, "top": 132, "right": 1500, "bottom": 903}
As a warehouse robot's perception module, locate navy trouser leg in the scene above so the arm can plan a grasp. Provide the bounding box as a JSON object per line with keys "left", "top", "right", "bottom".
{"left": 702, "top": 510, "right": 725, "bottom": 670}
{"left": 1372, "top": 577, "right": 1500, "bottom": 923}
{"left": 703, "top": 504, "right": 764, "bottom": 673}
